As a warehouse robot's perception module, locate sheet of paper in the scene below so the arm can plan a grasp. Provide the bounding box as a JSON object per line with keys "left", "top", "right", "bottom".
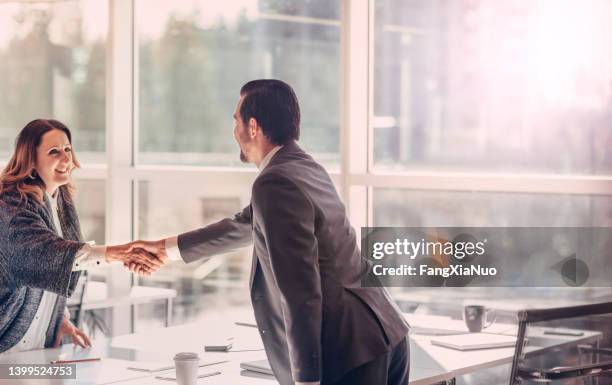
{"left": 405, "top": 313, "right": 517, "bottom": 335}
{"left": 431, "top": 333, "right": 518, "bottom": 351}
{"left": 155, "top": 370, "right": 222, "bottom": 381}
{"left": 126, "top": 360, "right": 174, "bottom": 372}
{"left": 128, "top": 359, "right": 229, "bottom": 373}
{"left": 91, "top": 358, "right": 161, "bottom": 384}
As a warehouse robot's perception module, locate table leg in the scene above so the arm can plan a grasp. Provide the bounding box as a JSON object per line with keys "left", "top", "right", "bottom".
{"left": 130, "top": 304, "right": 138, "bottom": 334}
{"left": 166, "top": 298, "right": 173, "bottom": 327}
{"left": 594, "top": 339, "right": 600, "bottom": 385}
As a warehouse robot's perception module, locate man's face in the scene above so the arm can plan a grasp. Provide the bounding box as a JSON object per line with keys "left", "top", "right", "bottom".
{"left": 233, "top": 96, "right": 253, "bottom": 163}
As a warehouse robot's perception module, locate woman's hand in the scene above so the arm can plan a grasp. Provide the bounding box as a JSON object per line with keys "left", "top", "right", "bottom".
{"left": 105, "top": 243, "right": 165, "bottom": 276}
{"left": 53, "top": 314, "right": 92, "bottom": 349}
{"left": 123, "top": 240, "right": 168, "bottom": 275}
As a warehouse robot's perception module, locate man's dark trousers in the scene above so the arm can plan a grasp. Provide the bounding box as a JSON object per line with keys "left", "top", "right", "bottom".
{"left": 332, "top": 337, "right": 410, "bottom": 385}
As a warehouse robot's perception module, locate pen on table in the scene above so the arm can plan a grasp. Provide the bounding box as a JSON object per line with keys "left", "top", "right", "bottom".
{"left": 155, "top": 371, "right": 222, "bottom": 381}
{"left": 197, "top": 371, "right": 222, "bottom": 379}
{"left": 234, "top": 322, "right": 258, "bottom": 328}
{"left": 50, "top": 358, "right": 101, "bottom": 364}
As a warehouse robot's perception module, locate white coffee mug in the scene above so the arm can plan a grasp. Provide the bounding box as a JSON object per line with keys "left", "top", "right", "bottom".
{"left": 174, "top": 352, "right": 200, "bottom": 385}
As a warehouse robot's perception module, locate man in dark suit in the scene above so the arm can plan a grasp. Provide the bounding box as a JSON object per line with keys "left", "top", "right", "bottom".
{"left": 130, "top": 80, "right": 410, "bottom": 385}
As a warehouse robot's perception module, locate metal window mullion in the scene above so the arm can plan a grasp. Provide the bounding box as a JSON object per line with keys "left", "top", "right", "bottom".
{"left": 106, "top": 0, "right": 135, "bottom": 336}
{"left": 341, "top": 0, "right": 370, "bottom": 234}
{"left": 350, "top": 173, "right": 612, "bottom": 195}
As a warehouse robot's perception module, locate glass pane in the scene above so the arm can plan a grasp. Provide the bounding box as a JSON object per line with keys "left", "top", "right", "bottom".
{"left": 0, "top": 1, "right": 107, "bottom": 163}
{"left": 137, "top": 0, "right": 341, "bottom": 169}
{"left": 136, "top": 179, "right": 253, "bottom": 330}
{"left": 73, "top": 178, "right": 106, "bottom": 279}
{"left": 374, "top": 189, "right": 612, "bottom": 317}
{"left": 373, "top": 0, "right": 612, "bottom": 174}
{"left": 373, "top": 189, "right": 612, "bottom": 227}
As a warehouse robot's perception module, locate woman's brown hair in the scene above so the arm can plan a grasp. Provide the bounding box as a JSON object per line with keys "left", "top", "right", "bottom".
{"left": 0, "top": 119, "right": 80, "bottom": 204}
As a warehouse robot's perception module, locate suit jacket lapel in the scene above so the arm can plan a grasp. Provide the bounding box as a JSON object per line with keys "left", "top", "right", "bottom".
{"left": 248, "top": 141, "right": 308, "bottom": 290}
{"left": 249, "top": 251, "right": 259, "bottom": 290}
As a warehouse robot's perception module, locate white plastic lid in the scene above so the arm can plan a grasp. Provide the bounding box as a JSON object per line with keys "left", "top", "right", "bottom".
{"left": 174, "top": 352, "right": 199, "bottom": 361}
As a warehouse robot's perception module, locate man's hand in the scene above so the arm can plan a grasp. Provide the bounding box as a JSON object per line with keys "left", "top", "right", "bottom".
{"left": 53, "top": 314, "right": 91, "bottom": 348}
{"left": 106, "top": 243, "right": 165, "bottom": 276}
{"left": 128, "top": 239, "right": 167, "bottom": 261}
{"left": 123, "top": 239, "right": 168, "bottom": 275}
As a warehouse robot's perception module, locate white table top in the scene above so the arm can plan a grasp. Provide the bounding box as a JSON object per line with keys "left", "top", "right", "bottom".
{"left": 0, "top": 310, "right": 602, "bottom": 385}
{"left": 66, "top": 281, "right": 177, "bottom": 310}
{"left": 393, "top": 289, "right": 612, "bottom": 316}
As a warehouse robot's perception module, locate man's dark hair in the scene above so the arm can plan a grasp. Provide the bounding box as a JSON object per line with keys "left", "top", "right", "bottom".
{"left": 239, "top": 79, "right": 300, "bottom": 145}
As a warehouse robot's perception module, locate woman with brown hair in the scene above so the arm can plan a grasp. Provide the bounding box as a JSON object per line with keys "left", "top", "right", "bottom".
{"left": 0, "top": 119, "right": 162, "bottom": 353}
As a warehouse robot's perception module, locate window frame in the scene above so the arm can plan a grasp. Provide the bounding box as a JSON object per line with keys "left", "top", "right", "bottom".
{"left": 3, "top": 0, "right": 611, "bottom": 333}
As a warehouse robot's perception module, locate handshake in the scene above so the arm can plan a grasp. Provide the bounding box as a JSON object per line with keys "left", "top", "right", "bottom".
{"left": 105, "top": 240, "right": 168, "bottom": 276}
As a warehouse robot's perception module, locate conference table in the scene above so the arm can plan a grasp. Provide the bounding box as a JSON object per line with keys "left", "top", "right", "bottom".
{"left": 393, "top": 288, "right": 612, "bottom": 318}
{"left": 0, "top": 309, "right": 602, "bottom": 385}
{"left": 67, "top": 281, "right": 178, "bottom": 327}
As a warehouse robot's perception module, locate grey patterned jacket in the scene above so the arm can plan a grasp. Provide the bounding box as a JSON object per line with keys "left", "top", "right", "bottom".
{"left": 0, "top": 188, "right": 84, "bottom": 352}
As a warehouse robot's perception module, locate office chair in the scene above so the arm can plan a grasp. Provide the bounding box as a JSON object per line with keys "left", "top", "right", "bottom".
{"left": 509, "top": 301, "right": 612, "bottom": 384}
{"left": 73, "top": 271, "right": 89, "bottom": 328}
{"left": 65, "top": 271, "right": 89, "bottom": 328}
{"left": 67, "top": 272, "right": 110, "bottom": 337}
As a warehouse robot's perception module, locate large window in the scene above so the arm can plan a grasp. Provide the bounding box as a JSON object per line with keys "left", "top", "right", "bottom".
{"left": 136, "top": 0, "right": 341, "bottom": 169}
{"left": 370, "top": 0, "right": 612, "bottom": 318}
{"left": 130, "top": 0, "right": 342, "bottom": 331}
{"left": 0, "top": 1, "right": 107, "bottom": 299}
{"left": 4, "top": 0, "right": 606, "bottom": 335}
{"left": 373, "top": 0, "right": 612, "bottom": 174}
{"left": 136, "top": 179, "right": 253, "bottom": 329}
{"left": 0, "top": 1, "right": 107, "bottom": 163}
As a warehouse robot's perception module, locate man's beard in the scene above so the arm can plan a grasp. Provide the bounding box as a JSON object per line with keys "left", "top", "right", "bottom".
{"left": 236, "top": 128, "right": 251, "bottom": 163}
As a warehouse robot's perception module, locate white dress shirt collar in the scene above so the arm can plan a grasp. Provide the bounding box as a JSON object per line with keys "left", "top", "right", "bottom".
{"left": 258, "top": 145, "right": 283, "bottom": 171}
{"left": 45, "top": 190, "right": 57, "bottom": 204}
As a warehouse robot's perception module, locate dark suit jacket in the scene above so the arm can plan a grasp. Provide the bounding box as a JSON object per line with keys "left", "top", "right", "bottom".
{"left": 177, "top": 141, "right": 409, "bottom": 384}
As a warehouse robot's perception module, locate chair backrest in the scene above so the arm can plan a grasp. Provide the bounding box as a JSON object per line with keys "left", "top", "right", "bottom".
{"left": 509, "top": 301, "right": 612, "bottom": 385}
{"left": 70, "top": 271, "right": 89, "bottom": 328}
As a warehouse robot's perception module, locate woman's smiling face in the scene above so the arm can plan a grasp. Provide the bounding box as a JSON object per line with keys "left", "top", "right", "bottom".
{"left": 34, "top": 129, "right": 73, "bottom": 195}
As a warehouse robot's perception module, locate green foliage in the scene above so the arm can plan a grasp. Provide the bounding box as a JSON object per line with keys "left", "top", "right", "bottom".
{"left": 0, "top": 3, "right": 341, "bottom": 160}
